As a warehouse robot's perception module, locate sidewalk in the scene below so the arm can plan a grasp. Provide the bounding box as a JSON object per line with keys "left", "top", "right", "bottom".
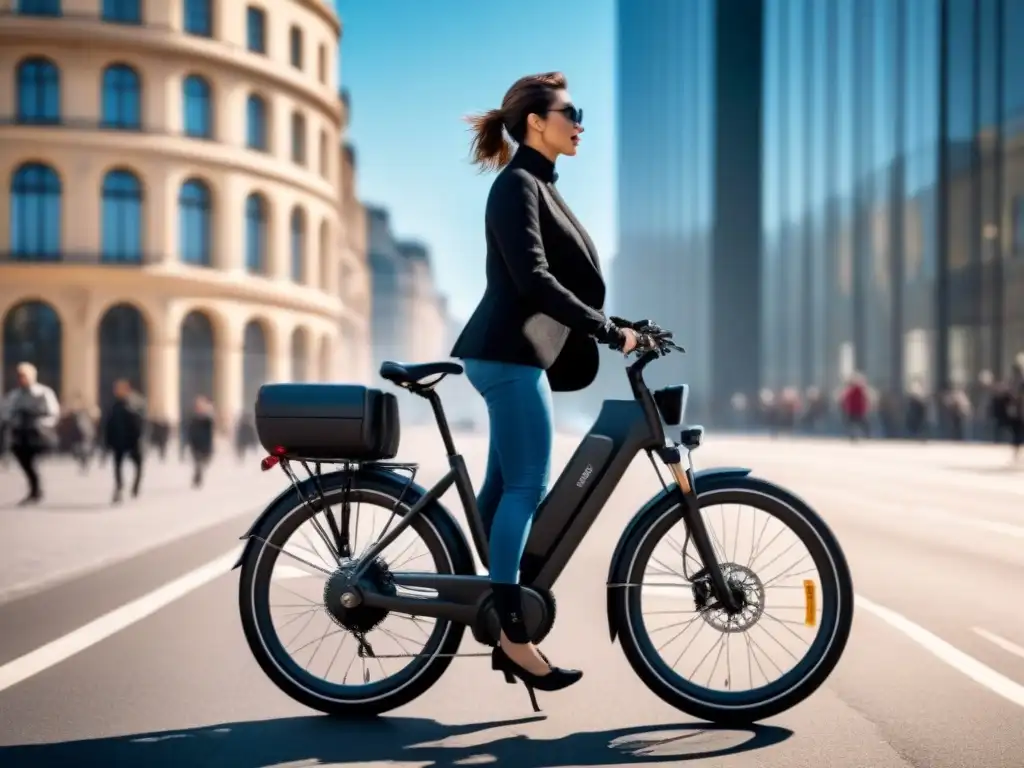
{"left": 0, "top": 427, "right": 472, "bottom": 605}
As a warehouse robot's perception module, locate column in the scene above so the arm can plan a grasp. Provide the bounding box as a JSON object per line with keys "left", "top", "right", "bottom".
{"left": 68, "top": 162, "right": 102, "bottom": 258}
{"left": 149, "top": 174, "right": 174, "bottom": 264}
{"left": 263, "top": 316, "right": 287, "bottom": 384}
{"left": 215, "top": 323, "right": 243, "bottom": 433}
{"left": 217, "top": 178, "right": 244, "bottom": 272}
{"left": 150, "top": 0, "right": 183, "bottom": 30}
{"left": 62, "top": 297, "right": 99, "bottom": 407}
{"left": 64, "top": 0, "right": 99, "bottom": 20}
{"left": 271, "top": 197, "right": 291, "bottom": 280}
{"left": 147, "top": 328, "right": 179, "bottom": 423}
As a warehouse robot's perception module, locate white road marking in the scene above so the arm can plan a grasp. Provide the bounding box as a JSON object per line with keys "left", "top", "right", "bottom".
{"left": 856, "top": 594, "right": 1024, "bottom": 708}
{"left": 0, "top": 547, "right": 241, "bottom": 695}
{"left": 973, "top": 627, "right": 1024, "bottom": 662}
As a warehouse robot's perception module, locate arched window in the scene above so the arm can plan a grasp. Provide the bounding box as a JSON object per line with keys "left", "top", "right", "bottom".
{"left": 179, "top": 310, "right": 215, "bottom": 418}
{"left": 182, "top": 75, "right": 212, "bottom": 138}
{"left": 15, "top": 57, "right": 60, "bottom": 124}
{"left": 10, "top": 162, "right": 61, "bottom": 261}
{"left": 97, "top": 303, "right": 148, "bottom": 413}
{"left": 246, "top": 5, "right": 266, "bottom": 53}
{"left": 245, "top": 193, "right": 268, "bottom": 274}
{"left": 102, "top": 169, "right": 143, "bottom": 263}
{"left": 242, "top": 320, "right": 268, "bottom": 414}
{"left": 246, "top": 94, "right": 267, "bottom": 151}
{"left": 183, "top": 0, "right": 211, "bottom": 36}
{"left": 291, "top": 111, "right": 306, "bottom": 164}
{"left": 178, "top": 179, "right": 211, "bottom": 266}
{"left": 17, "top": 0, "right": 61, "bottom": 16}
{"left": 289, "top": 25, "right": 303, "bottom": 69}
{"left": 102, "top": 0, "right": 141, "bottom": 24}
{"left": 290, "top": 207, "right": 306, "bottom": 283}
{"left": 101, "top": 64, "right": 141, "bottom": 129}
{"left": 2, "top": 301, "right": 62, "bottom": 395}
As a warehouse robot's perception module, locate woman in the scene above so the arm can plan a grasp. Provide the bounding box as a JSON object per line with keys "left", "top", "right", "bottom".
{"left": 450, "top": 72, "right": 639, "bottom": 697}
{"left": 0, "top": 362, "right": 60, "bottom": 505}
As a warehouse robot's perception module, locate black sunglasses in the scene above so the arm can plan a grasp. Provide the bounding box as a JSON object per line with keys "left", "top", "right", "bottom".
{"left": 549, "top": 104, "right": 583, "bottom": 126}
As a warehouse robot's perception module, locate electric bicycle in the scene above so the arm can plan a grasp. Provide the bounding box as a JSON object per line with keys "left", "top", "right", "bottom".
{"left": 235, "top": 319, "right": 854, "bottom": 725}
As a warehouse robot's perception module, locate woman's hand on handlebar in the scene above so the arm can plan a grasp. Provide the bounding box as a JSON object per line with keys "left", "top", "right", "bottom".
{"left": 620, "top": 327, "right": 639, "bottom": 354}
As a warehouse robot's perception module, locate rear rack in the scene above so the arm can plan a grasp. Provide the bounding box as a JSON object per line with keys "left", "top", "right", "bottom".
{"left": 259, "top": 452, "right": 420, "bottom": 563}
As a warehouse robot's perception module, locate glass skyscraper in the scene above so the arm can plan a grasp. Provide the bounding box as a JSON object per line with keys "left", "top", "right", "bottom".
{"left": 762, "top": 0, "right": 1024, "bottom": 395}
{"left": 615, "top": 0, "right": 763, "bottom": 416}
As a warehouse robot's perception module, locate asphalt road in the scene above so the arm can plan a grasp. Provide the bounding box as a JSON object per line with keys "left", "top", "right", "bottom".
{"left": 1, "top": 428, "right": 1023, "bottom": 767}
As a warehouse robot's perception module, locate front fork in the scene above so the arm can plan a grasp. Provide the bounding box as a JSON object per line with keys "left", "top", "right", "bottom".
{"left": 655, "top": 444, "right": 743, "bottom": 614}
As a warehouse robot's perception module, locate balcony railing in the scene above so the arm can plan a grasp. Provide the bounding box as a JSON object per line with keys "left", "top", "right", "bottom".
{"left": 0, "top": 251, "right": 162, "bottom": 266}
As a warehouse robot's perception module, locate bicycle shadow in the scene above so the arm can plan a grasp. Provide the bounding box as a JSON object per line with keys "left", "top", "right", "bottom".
{"left": 0, "top": 714, "right": 793, "bottom": 768}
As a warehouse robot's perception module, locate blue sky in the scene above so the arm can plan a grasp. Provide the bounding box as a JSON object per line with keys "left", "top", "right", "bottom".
{"left": 334, "top": 0, "right": 616, "bottom": 321}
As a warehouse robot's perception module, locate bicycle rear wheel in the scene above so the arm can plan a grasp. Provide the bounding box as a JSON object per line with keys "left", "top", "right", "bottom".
{"left": 238, "top": 471, "right": 473, "bottom": 716}
{"left": 610, "top": 475, "right": 854, "bottom": 725}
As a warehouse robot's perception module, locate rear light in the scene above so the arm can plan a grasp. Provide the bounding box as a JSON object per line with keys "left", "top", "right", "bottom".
{"left": 260, "top": 455, "right": 280, "bottom": 472}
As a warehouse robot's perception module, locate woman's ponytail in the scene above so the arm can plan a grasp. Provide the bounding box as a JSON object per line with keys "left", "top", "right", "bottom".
{"left": 465, "top": 109, "right": 512, "bottom": 171}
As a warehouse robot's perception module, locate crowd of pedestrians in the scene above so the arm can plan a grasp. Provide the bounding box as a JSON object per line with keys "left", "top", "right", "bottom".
{"left": 742, "top": 356, "right": 1024, "bottom": 462}
{"left": 0, "top": 360, "right": 262, "bottom": 507}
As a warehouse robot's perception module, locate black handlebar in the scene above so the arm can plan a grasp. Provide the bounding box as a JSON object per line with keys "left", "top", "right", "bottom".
{"left": 605, "top": 317, "right": 684, "bottom": 447}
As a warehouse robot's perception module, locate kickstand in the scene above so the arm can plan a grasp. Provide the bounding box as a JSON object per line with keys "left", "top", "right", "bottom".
{"left": 525, "top": 685, "right": 540, "bottom": 713}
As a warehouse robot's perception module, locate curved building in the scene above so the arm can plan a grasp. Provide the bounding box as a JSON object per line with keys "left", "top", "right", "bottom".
{"left": 0, "top": 0, "right": 367, "bottom": 425}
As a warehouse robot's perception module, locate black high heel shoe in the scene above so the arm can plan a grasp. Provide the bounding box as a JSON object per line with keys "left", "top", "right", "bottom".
{"left": 491, "top": 646, "right": 583, "bottom": 712}
{"left": 489, "top": 583, "right": 583, "bottom": 712}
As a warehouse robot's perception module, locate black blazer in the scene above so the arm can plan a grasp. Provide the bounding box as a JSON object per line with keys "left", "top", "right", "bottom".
{"left": 450, "top": 145, "right": 620, "bottom": 392}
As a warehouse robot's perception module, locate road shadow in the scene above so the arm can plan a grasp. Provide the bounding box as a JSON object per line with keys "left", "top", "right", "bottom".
{"left": 0, "top": 714, "right": 793, "bottom": 767}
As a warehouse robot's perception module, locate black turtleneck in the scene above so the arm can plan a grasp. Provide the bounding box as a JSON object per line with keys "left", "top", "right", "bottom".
{"left": 482, "top": 144, "right": 620, "bottom": 346}
{"left": 511, "top": 143, "right": 559, "bottom": 183}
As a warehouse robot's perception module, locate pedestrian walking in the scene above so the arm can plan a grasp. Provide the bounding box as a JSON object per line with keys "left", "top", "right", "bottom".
{"left": 840, "top": 373, "right": 871, "bottom": 441}
{"left": 186, "top": 396, "right": 215, "bottom": 488}
{"left": 102, "top": 379, "right": 146, "bottom": 503}
{"left": 0, "top": 362, "right": 60, "bottom": 505}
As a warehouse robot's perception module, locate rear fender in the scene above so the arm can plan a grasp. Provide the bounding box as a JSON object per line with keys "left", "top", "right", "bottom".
{"left": 605, "top": 466, "right": 752, "bottom": 642}
{"left": 231, "top": 465, "right": 476, "bottom": 574}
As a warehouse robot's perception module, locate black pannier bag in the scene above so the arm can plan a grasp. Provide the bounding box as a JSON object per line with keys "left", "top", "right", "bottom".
{"left": 254, "top": 383, "right": 400, "bottom": 461}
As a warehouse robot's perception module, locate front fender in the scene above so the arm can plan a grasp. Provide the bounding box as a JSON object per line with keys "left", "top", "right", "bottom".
{"left": 231, "top": 465, "right": 472, "bottom": 571}
{"left": 605, "top": 466, "right": 752, "bottom": 642}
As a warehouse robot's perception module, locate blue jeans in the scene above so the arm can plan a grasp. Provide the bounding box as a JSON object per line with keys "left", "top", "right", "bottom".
{"left": 462, "top": 359, "right": 554, "bottom": 584}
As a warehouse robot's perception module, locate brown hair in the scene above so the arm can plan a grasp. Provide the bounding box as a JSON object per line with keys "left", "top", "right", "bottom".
{"left": 466, "top": 72, "right": 567, "bottom": 171}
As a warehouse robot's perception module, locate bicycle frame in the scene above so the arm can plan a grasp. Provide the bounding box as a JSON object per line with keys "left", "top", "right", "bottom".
{"left": 349, "top": 348, "right": 742, "bottom": 624}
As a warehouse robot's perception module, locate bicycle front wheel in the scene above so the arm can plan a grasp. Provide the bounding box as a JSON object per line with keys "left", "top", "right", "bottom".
{"left": 610, "top": 475, "right": 854, "bottom": 725}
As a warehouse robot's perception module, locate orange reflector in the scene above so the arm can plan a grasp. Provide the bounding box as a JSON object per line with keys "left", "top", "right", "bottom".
{"left": 803, "top": 580, "right": 817, "bottom": 627}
